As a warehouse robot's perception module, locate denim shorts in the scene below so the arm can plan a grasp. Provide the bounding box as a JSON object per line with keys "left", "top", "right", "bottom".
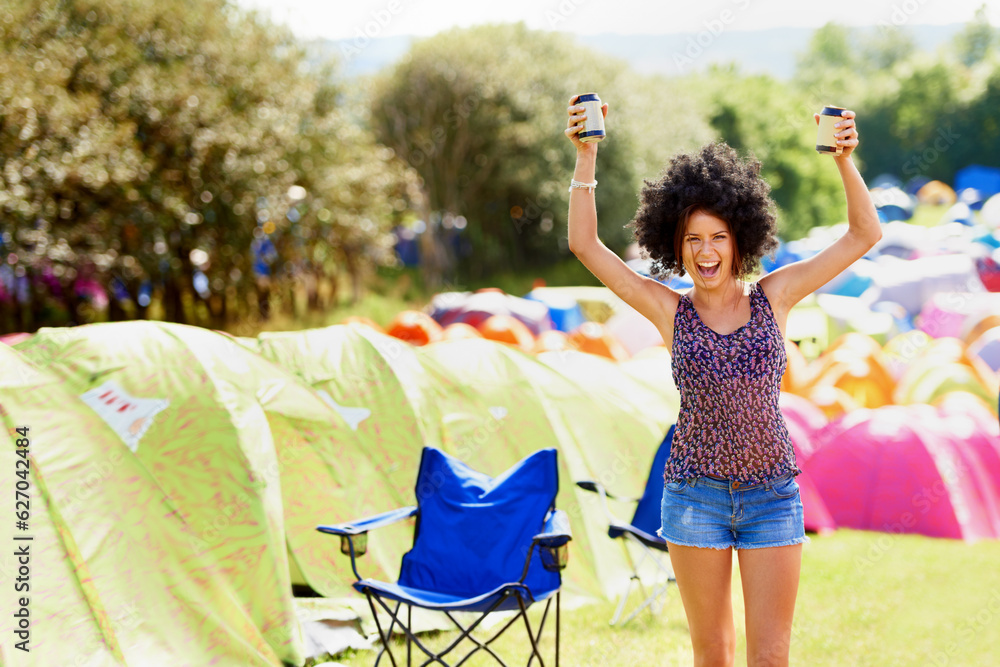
{"left": 659, "top": 473, "right": 809, "bottom": 550}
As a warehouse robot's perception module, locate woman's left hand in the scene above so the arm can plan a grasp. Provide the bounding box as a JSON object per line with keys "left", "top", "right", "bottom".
{"left": 813, "top": 109, "right": 858, "bottom": 159}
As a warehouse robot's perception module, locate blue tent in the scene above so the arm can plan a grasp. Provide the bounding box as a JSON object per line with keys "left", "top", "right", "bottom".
{"left": 955, "top": 165, "right": 1000, "bottom": 199}
{"left": 872, "top": 187, "right": 915, "bottom": 222}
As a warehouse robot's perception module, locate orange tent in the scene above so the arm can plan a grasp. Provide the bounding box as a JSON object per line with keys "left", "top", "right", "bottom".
{"left": 386, "top": 310, "right": 443, "bottom": 345}
{"left": 477, "top": 314, "right": 535, "bottom": 352}
{"left": 440, "top": 322, "right": 483, "bottom": 341}
{"left": 568, "top": 322, "right": 630, "bottom": 361}
{"left": 781, "top": 339, "right": 812, "bottom": 395}
{"left": 915, "top": 180, "right": 957, "bottom": 205}
{"left": 532, "top": 330, "right": 576, "bottom": 354}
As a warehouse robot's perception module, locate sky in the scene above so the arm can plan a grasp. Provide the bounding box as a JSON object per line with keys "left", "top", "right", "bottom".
{"left": 234, "top": 0, "right": 992, "bottom": 41}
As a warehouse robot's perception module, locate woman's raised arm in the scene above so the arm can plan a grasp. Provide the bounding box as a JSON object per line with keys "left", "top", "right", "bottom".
{"left": 760, "top": 109, "right": 882, "bottom": 316}
{"left": 565, "top": 96, "right": 679, "bottom": 337}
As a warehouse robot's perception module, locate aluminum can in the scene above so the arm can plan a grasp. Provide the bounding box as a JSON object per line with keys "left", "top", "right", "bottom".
{"left": 576, "top": 93, "right": 605, "bottom": 143}
{"left": 816, "top": 105, "right": 846, "bottom": 155}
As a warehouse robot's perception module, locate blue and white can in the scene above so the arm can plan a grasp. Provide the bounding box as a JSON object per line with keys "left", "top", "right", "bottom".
{"left": 576, "top": 92, "right": 605, "bottom": 143}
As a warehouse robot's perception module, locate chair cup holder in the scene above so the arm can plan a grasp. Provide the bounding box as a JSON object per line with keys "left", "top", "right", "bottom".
{"left": 540, "top": 543, "right": 569, "bottom": 572}
{"left": 341, "top": 532, "right": 368, "bottom": 557}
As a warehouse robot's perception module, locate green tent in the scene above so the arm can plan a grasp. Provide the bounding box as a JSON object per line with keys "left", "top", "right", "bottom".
{"left": 14, "top": 322, "right": 310, "bottom": 665}
{"left": 256, "top": 323, "right": 482, "bottom": 599}
{"left": 0, "top": 342, "right": 290, "bottom": 666}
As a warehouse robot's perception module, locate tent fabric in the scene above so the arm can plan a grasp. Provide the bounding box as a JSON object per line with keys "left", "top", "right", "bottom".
{"left": 258, "top": 325, "right": 670, "bottom": 602}
{"left": 976, "top": 253, "right": 1000, "bottom": 292}
{"left": 802, "top": 405, "right": 1000, "bottom": 540}
{"left": 0, "top": 342, "right": 290, "bottom": 666}
{"left": 778, "top": 392, "right": 829, "bottom": 458}
{"left": 778, "top": 393, "right": 837, "bottom": 534}
{"left": 478, "top": 314, "right": 536, "bottom": 351}
{"left": 918, "top": 292, "right": 1000, "bottom": 339}
{"left": 968, "top": 326, "right": 1000, "bottom": 372}
{"left": 916, "top": 180, "right": 957, "bottom": 205}
{"left": 524, "top": 288, "right": 586, "bottom": 333}
{"left": 428, "top": 289, "right": 554, "bottom": 336}
{"left": 870, "top": 186, "right": 915, "bottom": 221}
{"left": 896, "top": 362, "right": 996, "bottom": 408}
{"left": 537, "top": 348, "right": 679, "bottom": 426}
{"left": 981, "top": 193, "right": 1000, "bottom": 229}
{"left": 256, "top": 323, "right": 491, "bottom": 595}
{"left": 568, "top": 321, "right": 631, "bottom": 361}
{"left": 955, "top": 164, "right": 1000, "bottom": 199}
{"left": 604, "top": 300, "right": 667, "bottom": 356}
{"left": 868, "top": 255, "right": 983, "bottom": 318}
{"left": 394, "top": 447, "right": 560, "bottom": 608}
{"left": 11, "top": 322, "right": 393, "bottom": 665}
{"left": 418, "top": 337, "right": 671, "bottom": 601}
{"left": 610, "top": 426, "right": 675, "bottom": 544}
{"left": 387, "top": 310, "right": 443, "bottom": 345}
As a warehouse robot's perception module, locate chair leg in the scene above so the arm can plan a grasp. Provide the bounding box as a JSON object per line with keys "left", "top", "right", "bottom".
{"left": 362, "top": 590, "right": 561, "bottom": 666}
{"left": 556, "top": 591, "right": 561, "bottom": 667}
{"left": 611, "top": 535, "right": 677, "bottom": 626}
{"left": 519, "top": 594, "right": 549, "bottom": 667}
{"left": 610, "top": 575, "right": 636, "bottom": 626}
{"left": 367, "top": 593, "right": 400, "bottom": 667}
{"left": 367, "top": 595, "right": 452, "bottom": 666}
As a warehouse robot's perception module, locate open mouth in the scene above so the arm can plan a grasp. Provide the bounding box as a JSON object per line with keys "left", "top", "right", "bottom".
{"left": 697, "top": 261, "right": 721, "bottom": 279}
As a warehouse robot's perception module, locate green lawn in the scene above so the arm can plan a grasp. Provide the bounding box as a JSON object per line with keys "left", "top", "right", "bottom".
{"left": 326, "top": 529, "right": 1000, "bottom": 666}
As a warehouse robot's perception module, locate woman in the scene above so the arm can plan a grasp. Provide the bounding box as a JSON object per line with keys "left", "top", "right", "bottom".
{"left": 565, "top": 96, "right": 880, "bottom": 666}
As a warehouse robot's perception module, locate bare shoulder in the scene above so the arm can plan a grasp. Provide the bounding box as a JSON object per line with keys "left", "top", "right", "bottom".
{"left": 645, "top": 278, "right": 682, "bottom": 353}
{"left": 758, "top": 269, "right": 794, "bottom": 309}
{"left": 756, "top": 274, "right": 790, "bottom": 336}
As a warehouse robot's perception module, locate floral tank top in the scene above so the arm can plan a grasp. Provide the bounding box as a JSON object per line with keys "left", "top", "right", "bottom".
{"left": 663, "top": 281, "right": 800, "bottom": 485}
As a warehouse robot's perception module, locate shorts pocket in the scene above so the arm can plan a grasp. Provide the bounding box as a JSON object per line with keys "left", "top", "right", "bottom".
{"left": 665, "top": 479, "right": 687, "bottom": 494}
{"left": 769, "top": 475, "right": 799, "bottom": 499}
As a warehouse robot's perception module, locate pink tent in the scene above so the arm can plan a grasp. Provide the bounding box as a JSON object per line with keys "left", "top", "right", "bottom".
{"left": 802, "top": 405, "right": 1000, "bottom": 541}
{"left": 779, "top": 393, "right": 836, "bottom": 535}
{"left": 780, "top": 392, "right": 829, "bottom": 459}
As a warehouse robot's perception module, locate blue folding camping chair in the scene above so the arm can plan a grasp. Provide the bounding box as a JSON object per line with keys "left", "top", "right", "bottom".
{"left": 318, "top": 447, "right": 571, "bottom": 666}
{"left": 576, "top": 425, "right": 676, "bottom": 625}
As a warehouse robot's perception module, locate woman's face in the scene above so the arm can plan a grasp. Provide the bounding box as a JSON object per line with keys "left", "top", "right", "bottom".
{"left": 681, "top": 209, "right": 736, "bottom": 288}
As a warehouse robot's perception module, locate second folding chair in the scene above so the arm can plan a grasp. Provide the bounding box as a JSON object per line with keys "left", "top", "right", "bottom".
{"left": 576, "top": 425, "right": 677, "bottom": 626}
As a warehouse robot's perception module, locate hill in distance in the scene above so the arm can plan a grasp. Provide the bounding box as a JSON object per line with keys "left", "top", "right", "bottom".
{"left": 311, "top": 24, "right": 965, "bottom": 80}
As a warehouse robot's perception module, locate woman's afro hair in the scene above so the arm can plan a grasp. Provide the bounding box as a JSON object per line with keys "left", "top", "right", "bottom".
{"left": 626, "top": 142, "right": 779, "bottom": 278}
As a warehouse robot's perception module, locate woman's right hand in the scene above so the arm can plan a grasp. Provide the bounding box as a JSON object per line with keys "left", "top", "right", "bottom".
{"left": 565, "top": 94, "right": 608, "bottom": 155}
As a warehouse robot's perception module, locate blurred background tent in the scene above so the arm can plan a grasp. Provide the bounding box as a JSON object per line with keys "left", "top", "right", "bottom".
{"left": 0, "top": 342, "right": 302, "bottom": 666}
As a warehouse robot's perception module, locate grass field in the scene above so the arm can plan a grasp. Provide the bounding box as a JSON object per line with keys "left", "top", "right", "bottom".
{"left": 326, "top": 529, "right": 1000, "bottom": 666}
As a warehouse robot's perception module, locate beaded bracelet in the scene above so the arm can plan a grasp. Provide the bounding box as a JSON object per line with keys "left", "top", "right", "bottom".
{"left": 568, "top": 179, "right": 598, "bottom": 193}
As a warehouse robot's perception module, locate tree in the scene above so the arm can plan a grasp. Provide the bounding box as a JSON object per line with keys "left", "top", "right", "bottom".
{"left": 793, "top": 23, "right": 861, "bottom": 102}
{"left": 954, "top": 4, "right": 995, "bottom": 67}
{"left": 0, "top": 0, "right": 410, "bottom": 332}
{"left": 368, "top": 23, "right": 712, "bottom": 284}
{"left": 860, "top": 26, "right": 917, "bottom": 72}
{"left": 696, "top": 67, "right": 848, "bottom": 240}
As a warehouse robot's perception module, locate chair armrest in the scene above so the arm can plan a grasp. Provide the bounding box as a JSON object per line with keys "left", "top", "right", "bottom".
{"left": 316, "top": 506, "right": 417, "bottom": 536}
{"left": 533, "top": 509, "right": 572, "bottom": 548}
{"left": 575, "top": 480, "right": 641, "bottom": 504}
{"left": 317, "top": 506, "right": 417, "bottom": 581}
{"left": 530, "top": 509, "right": 573, "bottom": 574}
